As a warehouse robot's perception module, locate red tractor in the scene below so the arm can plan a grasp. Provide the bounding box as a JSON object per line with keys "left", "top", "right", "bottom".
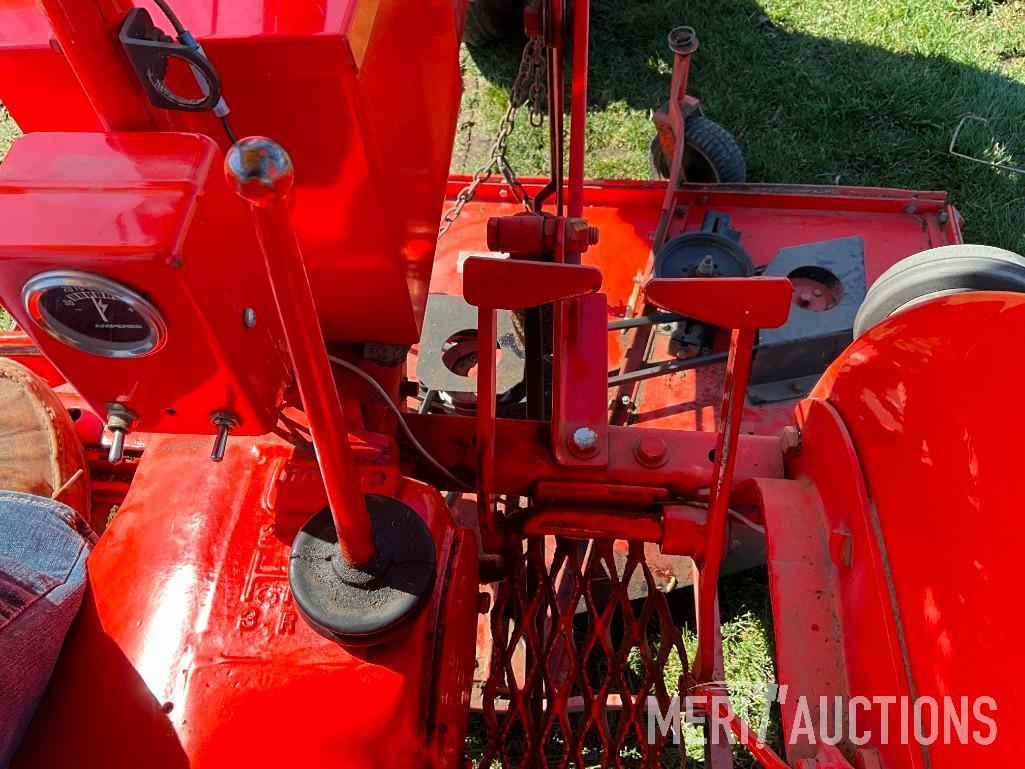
{"left": 0, "top": 1, "right": 1021, "bottom": 767}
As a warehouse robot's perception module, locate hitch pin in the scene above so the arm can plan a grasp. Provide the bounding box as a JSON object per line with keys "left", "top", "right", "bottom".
{"left": 210, "top": 411, "right": 238, "bottom": 463}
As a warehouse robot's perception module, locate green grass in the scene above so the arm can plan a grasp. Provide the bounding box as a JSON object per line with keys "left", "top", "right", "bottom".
{"left": 0, "top": 104, "right": 18, "bottom": 159}
{"left": 456, "top": 0, "right": 1025, "bottom": 253}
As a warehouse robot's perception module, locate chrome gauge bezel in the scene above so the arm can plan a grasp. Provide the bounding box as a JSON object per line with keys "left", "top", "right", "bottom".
{"left": 22, "top": 271, "right": 167, "bottom": 358}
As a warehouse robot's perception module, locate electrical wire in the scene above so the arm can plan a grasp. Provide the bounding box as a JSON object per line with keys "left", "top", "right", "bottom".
{"left": 327, "top": 356, "right": 472, "bottom": 492}
{"left": 152, "top": 0, "right": 187, "bottom": 35}
{"left": 729, "top": 509, "right": 766, "bottom": 534}
{"left": 221, "top": 115, "right": 238, "bottom": 145}
{"left": 152, "top": 0, "right": 237, "bottom": 147}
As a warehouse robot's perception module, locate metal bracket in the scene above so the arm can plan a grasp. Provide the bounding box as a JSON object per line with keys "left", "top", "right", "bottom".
{"left": 748, "top": 236, "right": 866, "bottom": 403}
{"left": 119, "top": 8, "right": 221, "bottom": 112}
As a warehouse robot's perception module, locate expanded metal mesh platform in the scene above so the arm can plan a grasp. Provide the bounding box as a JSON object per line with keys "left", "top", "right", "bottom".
{"left": 474, "top": 537, "right": 693, "bottom": 769}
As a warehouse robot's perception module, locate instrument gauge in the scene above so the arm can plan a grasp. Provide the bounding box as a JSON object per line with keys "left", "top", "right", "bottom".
{"left": 22, "top": 271, "right": 166, "bottom": 358}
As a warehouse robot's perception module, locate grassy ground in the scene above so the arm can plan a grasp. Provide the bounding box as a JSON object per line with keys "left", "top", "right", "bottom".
{"left": 456, "top": 0, "right": 1025, "bottom": 253}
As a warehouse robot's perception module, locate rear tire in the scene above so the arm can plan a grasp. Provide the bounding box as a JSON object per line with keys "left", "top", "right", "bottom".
{"left": 463, "top": 0, "right": 526, "bottom": 48}
{"left": 854, "top": 244, "right": 1025, "bottom": 337}
{"left": 649, "top": 115, "right": 746, "bottom": 184}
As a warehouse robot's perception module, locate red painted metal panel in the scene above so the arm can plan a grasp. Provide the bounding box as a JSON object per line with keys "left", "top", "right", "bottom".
{"left": 0, "top": 132, "right": 291, "bottom": 435}
{"left": 551, "top": 293, "right": 610, "bottom": 467}
{"left": 0, "top": 0, "right": 464, "bottom": 345}
{"left": 753, "top": 400, "right": 921, "bottom": 768}
{"left": 644, "top": 277, "right": 793, "bottom": 330}
{"left": 14, "top": 435, "right": 479, "bottom": 769}
{"left": 812, "top": 292, "right": 1025, "bottom": 767}
{"left": 462, "top": 258, "right": 602, "bottom": 311}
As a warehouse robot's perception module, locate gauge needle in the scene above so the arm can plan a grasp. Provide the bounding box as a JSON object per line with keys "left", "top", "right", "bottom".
{"left": 91, "top": 297, "right": 110, "bottom": 323}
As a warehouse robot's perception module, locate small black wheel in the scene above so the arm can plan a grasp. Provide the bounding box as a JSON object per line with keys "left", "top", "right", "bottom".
{"left": 463, "top": 0, "right": 527, "bottom": 47}
{"left": 854, "top": 244, "right": 1025, "bottom": 337}
{"left": 649, "top": 115, "right": 747, "bottom": 184}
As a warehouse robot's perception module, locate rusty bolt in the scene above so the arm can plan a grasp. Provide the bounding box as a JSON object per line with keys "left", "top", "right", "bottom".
{"left": 565, "top": 218, "right": 599, "bottom": 253}
{"left": 780, "top": 425, "right": 802, "bottom": 455}
{"left": 634, "top": 435, "right": 669, "bottom": 467}
{"left": 569, "top": 427, "right": 600, "bottom": 457}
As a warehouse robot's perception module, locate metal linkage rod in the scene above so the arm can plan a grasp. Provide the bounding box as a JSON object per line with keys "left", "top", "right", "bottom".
{"left": 567, "top": 0, "right": 591, "bottom": 222}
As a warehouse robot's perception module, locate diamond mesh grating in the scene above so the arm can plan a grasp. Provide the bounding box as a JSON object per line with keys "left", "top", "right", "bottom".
{"left": 476, "top": 537, "right": 691, "bottom": 769}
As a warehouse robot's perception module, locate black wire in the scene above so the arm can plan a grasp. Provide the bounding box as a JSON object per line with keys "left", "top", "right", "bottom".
{"left": 221, "top": 115, "right": 238, "bottom": 145}
{"left": 152, "top": 0, "right": 239, "bottom": 146}
{"left": 152, "top": 0, "right": 187, "bottom": 35}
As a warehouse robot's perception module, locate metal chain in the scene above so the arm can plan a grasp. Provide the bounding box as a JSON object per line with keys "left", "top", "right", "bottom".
{"left": 439, "top": 36, "right": 548, "bottom": 238}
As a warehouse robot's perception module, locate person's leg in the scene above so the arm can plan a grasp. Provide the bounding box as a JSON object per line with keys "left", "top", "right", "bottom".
{"left": 0, "top": 492, "right": 94, "bottom": 765}
{"left": 0, "top": 359, "right": 92, "bottom": 765}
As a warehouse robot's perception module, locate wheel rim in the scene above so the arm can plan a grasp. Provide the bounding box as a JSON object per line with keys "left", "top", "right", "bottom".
{"left": 652, "top": 137, "right": 723, "bottom": 183}
{"left": 682, "top": 143, "right": 721, "bottom": 183}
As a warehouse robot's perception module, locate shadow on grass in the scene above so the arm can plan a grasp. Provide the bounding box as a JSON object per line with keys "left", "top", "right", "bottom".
{"left": 467, "top": 0, "right": 1025, "bottom": 252}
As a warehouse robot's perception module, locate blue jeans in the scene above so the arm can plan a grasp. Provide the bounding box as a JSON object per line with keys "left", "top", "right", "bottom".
{"left": 0, "top": 491, "right": 94, "bottom": 766}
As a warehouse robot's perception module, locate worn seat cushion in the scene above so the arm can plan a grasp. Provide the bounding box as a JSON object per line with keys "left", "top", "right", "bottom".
{"left": 0, "top": 359, "right": 89, "bottom": 520}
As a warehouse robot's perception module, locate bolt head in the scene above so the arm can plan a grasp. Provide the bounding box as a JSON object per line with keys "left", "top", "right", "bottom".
{"left": 569, "top": 427, "right": 600, "bottom": 456}
{"left": 243, "top": 307, "right": 257, "bottom": 328}
{"left": 634, "top": 435, "right": 669, "bottom": 467}
{"left": 781, "top": 425, "right": 802, "bottom": 455}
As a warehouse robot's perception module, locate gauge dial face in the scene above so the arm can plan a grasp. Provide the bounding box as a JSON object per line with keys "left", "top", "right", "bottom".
{"left": 22, "top": 271, "right": 166, "bottom": 358}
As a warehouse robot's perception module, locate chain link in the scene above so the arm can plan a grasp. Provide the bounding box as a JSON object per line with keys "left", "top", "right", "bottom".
{"left": 439, "top": 37, "right": 548, "bottom": 238}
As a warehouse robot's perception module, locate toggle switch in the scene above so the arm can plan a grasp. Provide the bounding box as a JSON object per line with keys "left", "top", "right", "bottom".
{"left": 209, "top": 411, "right": 238, "bottom": 462}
